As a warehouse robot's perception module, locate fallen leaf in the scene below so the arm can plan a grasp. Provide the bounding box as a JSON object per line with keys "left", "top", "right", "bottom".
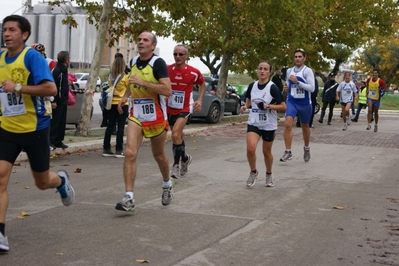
{"left": 13, "top": 162, "right": 21, "bottom": 166}
{"left": 75, "top": 168, "right": 82, "bottom": 173}
{"left": 17, "top": 216, "right": 25, "bottom": 220}
{"left": 14, "top": 180, "right": 19, "bottom": 184}
{"left": 332, "top": 206, "right": 346, "bottom": 210}
{"left": 56, "top": 252, "right": 64, "bottom": 256}
{"left": 386, "top": 226, "right": 399, "bottom": 231}
{"left": 21, "top": 211, "right": 31, "bottom": 217}
{"left": 24, "top": 186, "right": 30, "bottom": 189}
{"left": 136, "top": 259, "right": 150, "bottom": 263}
{"left": 337, "top": 228, "right": 344, "bottom": 231}
{"left": 275, "top": 222, "right": 281, "bottom": 224}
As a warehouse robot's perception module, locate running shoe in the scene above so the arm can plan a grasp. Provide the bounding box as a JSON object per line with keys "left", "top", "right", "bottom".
{"left": 342, "top": 124, "right": 347, "bottom": 131}
{"left": 347, "top": 118, "right": 351, "bottom": 125}
{"left": 303, "top": 147, "right": 311, "bottom": 162}
{"left": 180, "top": 154, "right": 192, "bottom": 176}
{"left": 103, "top": 149, "right": 114, "bottom": 157}
{"left": 171, "top": 164, "right": 180, "bottom": 179}
{"left": 280, "top": 151, "right": 293, "bottom": 162}
{"left": 56, "top": 170, "right": 75, "bottom": 206}
{"left": 246, "top": 170, "right": 259, "bottom": 188}
{"left": 265, "top": 174, "right": 274, "bottom": 187}
{"left": 0, "top": 233, "right": 9, "bottom": 252}
{"left": 162, "top": 183, "right": 174, "bottom": 206}
{"left": 374, "top": 125, "right": 378, "bottom": 132}
{"left": 115, "top": 194, "right": 135, "bottom": 212}
{"left": 114, "top": 150, "right": 124, "bottom": 158}
{"left": 366, "top": 125, "right": 371, "bottom": 130}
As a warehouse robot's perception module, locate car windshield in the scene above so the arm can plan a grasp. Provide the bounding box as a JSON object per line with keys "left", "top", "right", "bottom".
{"left": 75, "top": 73, "right": 83, "bottom": 79}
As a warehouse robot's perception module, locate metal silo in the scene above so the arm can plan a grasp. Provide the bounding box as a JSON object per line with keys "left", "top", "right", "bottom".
{"left": 38, "top": 14, "right": 55, "bottom": 59}
{"left": 25, "top": 14, "right": 39, "bottom": 47}
{"left": 70, "top": 14, "right": 88, "bottom": 67}
{"left": 33, "top": 3, "right": 52, "bottom": 14}
{"left": 54, "top": 14, "right": 71, "bottom": 55}
{"left": 84, "top": 21, "right": 97, "bottom": 66}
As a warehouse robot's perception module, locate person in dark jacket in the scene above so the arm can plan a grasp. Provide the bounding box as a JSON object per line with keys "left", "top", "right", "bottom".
{"left": 50, "top": 51, "right": 70, "bottom": 150}
{"left": 318, "top": 72, "right": 338, "bottom": 125}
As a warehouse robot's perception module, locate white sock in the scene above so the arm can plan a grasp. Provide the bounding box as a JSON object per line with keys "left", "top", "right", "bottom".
{"left": 163, "top": 179, "right": 172, "bottom": 187}
{"left": 125, "top": 191, "right": 134, "bottom": 200}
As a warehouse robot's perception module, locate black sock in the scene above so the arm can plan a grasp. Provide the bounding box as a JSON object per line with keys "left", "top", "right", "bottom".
{"left": 0, "top": 223, "right": 5, "bottom": 235}
{"left": 251, "top": 169, "right": 257, "bottom": 174}
{"left": 266, "top": 172, "right": 272, "bottom": 175}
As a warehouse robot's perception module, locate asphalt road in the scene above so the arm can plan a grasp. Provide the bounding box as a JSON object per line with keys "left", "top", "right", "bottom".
{"left": 4, "top": 107, "right": 399, "bottom": 265}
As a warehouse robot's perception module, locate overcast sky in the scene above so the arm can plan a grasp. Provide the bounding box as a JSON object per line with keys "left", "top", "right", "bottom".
{"left": 1, "top": 1, "right": 211, "bottom": 73}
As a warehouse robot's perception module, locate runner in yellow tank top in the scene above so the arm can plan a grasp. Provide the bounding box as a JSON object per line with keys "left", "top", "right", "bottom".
{"left": 366, "top": 69, "right": 386, "bottom": 132}
{"left": 115, "top": 31, "right": 174, "bottom": 212}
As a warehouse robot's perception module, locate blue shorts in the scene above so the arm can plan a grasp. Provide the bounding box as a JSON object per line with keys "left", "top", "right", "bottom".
{"left": 367, "top": 98, "right": 381, "bottom": 107}
{"left": 286, "top": 101, "right": 312, "bottom": 124}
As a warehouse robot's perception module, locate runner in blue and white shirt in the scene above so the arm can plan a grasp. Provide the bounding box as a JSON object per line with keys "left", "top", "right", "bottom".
{"left": 280, "top": 49, "right": 315, "bottom": 163}
{"left": 336, "top": 72, "right": 358, "bottom": 131}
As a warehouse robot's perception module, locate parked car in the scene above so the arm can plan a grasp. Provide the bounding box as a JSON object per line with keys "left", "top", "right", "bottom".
{"left": 66, "top": 83, "right": 93, "bottom": 127}
{"left": 74, "top": 73, "right": 102, "bottom": 92}
{"left": 191, "top": 84, "right": 225, "bottom": 124}
{"left": 204, "top": 76, "right": 241, "bottom": 115}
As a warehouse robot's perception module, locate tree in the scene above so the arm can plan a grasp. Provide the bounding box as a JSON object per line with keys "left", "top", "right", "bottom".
{"left": 50, "top": 0, "right": 398, "bottom": 129}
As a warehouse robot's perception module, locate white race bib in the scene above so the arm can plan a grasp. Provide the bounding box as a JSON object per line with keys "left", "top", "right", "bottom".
{"left": 368, "top": 90, "right": 376, "bottom": 97}
{"left": 133, "top": 98, "right": 156, "bottom": 122}
{"left": 0, "top": 92, "right": 27, "bottom": 117}
{"left": 249, "top": 108, "right": 267, "bottom": 126}
{"left": 290, "top": 84, "right": 305, "bottom": 99}
{"left": 168, "top": 90, "right": 185, "bottom": 109}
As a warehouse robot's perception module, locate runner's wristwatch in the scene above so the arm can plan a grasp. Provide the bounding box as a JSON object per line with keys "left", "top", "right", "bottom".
{"left": 15, "top": 83, "right": 22, "bottom": 93}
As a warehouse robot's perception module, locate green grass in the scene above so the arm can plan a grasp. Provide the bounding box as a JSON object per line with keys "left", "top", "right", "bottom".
{"left": 380, "top": 94, "right": 399, "bottom": 110}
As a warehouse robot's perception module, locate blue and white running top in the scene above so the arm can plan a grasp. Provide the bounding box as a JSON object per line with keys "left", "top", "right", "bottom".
{"left": 337, "top": 80, "right": 357, "bottom": 103}
{"left": 286, "top": 65, "right": 314, "bottom": 105}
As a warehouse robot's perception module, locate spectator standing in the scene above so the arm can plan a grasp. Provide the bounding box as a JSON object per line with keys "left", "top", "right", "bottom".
{"left": 318, "top": 72, "right": 338, "bottom": 125}
{"left": 50, "top": 51, "right": 71, "bottom": 149}
{"left": 115, "top": 31, "right": 172, "bottom": 212}
{"left": 167, "top": 44, "right": 205, "bottom": 179}
{"left": 280, "top": 48, "right": 315, "bottom": 163}
{"left": 0, "top": 15, "right": 74, "bottom": 253}
{"left": 366, "top": 69, "right": 386, "bottom": 132}
{"left": 102, "top": 57, "right": 129, "bottom": 157}
{"left": 335, "top": 72, "right": 357, "bottom": 131}
{"left": 309, "top": 69, "right": 319, "bottom": 128}
{"left": 351, "top": 81, "right": 367, "bottom": 122}
{"left": 271, "top": 68, "right": 284, "bottom": 93}
{"left": 241, "top": 61, "right": 286, "bottom": 188}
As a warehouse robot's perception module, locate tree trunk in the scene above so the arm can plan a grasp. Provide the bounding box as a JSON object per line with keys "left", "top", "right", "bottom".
{"left": 75, "top": 0, "right": 115, "bottom": 136}
{"left": 217, "top": 51, "right": 233, "bottom": 102}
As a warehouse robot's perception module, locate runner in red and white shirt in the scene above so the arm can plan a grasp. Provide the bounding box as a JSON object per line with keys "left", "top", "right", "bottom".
{"left": 167, "top": 44, "right": 205, "bottom": 179}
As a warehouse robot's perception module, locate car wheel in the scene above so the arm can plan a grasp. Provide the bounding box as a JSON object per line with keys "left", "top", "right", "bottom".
{"left": 206, "top": 102, "right": 221, "bottom": 124}
{"left": 232, "top": 101, "right": 240, "bottom": 115}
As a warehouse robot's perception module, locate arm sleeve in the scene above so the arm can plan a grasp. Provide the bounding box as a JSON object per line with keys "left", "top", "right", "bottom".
{"left": 245, "top": 82, "right": 254, "bottom": 101}
{"left": 299, "top": 67, "right": 315, "bottom": 93}
{"left": 153, "top": 58, "right": 169, "bottom": 80}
